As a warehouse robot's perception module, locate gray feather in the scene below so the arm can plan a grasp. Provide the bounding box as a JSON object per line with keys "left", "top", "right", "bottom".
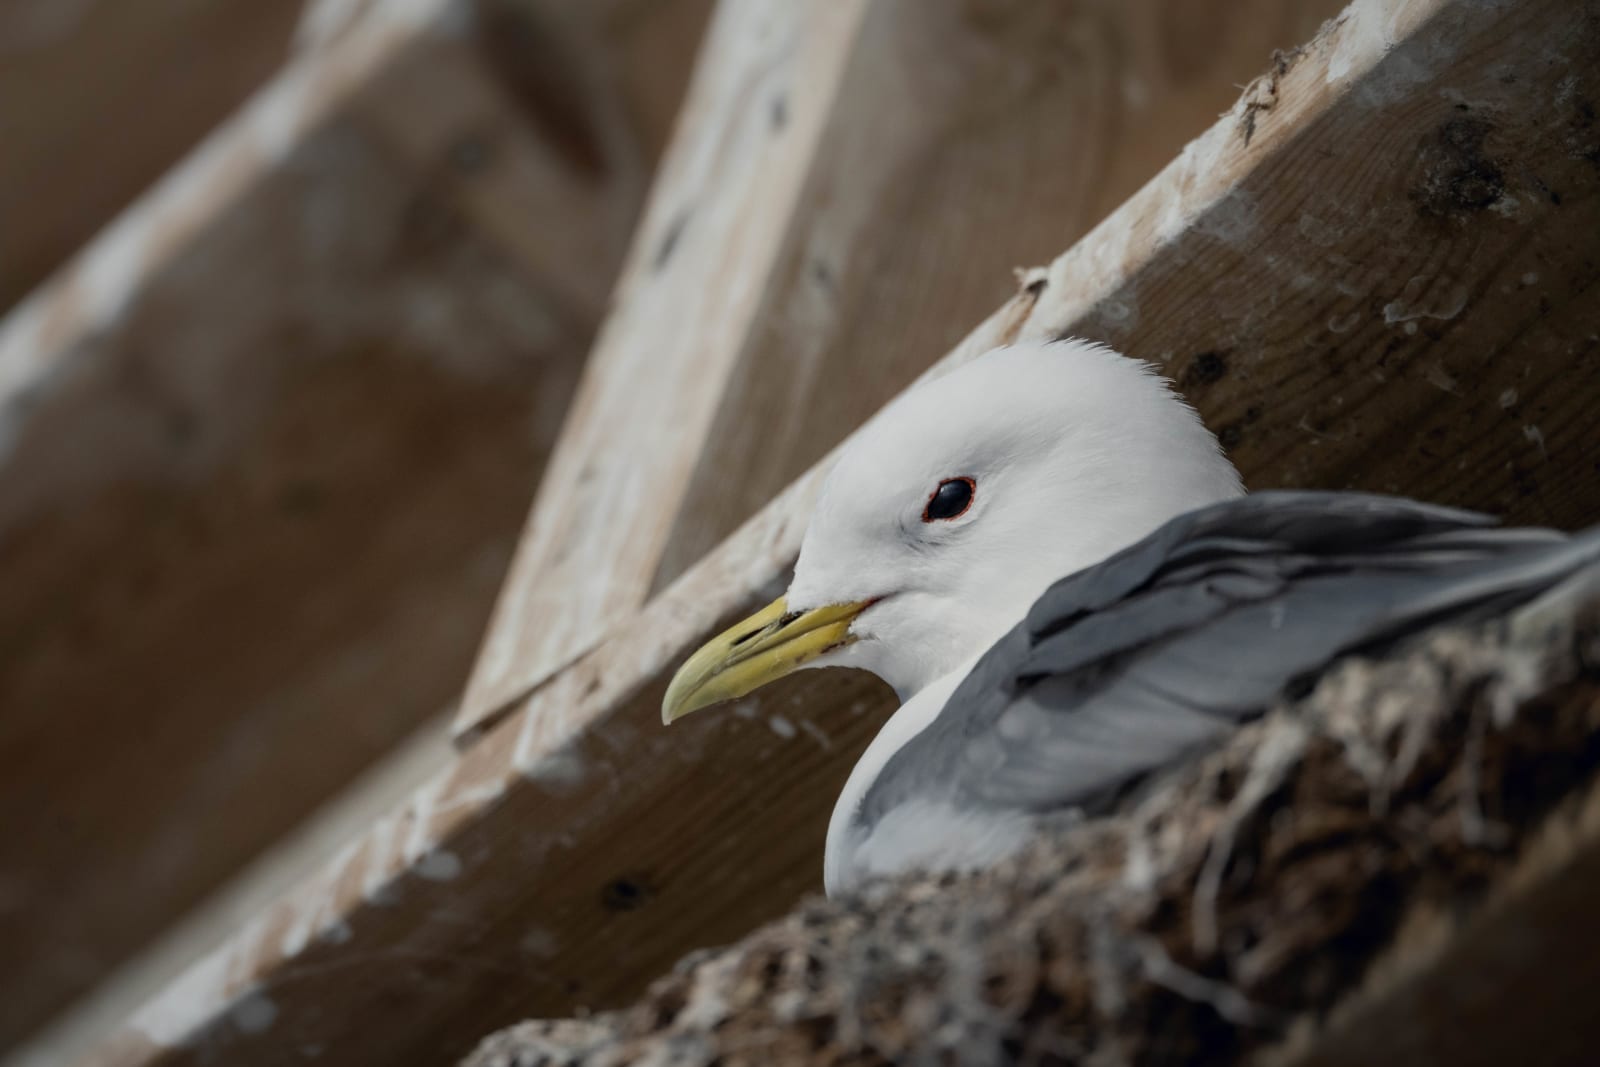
{"left": 859, "top": 491, "right": 1598, "bottom": 828}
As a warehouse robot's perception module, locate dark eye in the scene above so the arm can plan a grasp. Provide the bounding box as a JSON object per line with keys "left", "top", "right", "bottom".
{"left": 922, "top": 477, "right": 975, "bottom": 522}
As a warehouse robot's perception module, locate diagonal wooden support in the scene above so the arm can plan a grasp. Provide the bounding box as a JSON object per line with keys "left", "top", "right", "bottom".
{"left": 75, "top": 1, "right": 1600, "bottom": 1063}
{"left": 456, "top": 0, "right": 1344, "bottom": 741}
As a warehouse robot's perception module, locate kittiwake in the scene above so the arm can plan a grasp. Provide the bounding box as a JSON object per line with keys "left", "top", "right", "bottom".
{"left": 662, "top": 339, "right": 1599, "bottom": 895}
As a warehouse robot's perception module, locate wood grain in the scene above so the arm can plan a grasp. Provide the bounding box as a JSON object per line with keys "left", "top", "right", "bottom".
{"left": 73, "top": 0, "right": 1600, "bottom": 1064}
{"left": 0, "top": 0, "right": 710, "bottom": 1050}
{"left": 455, "top": 0, "right": 1345, "bottom": 740}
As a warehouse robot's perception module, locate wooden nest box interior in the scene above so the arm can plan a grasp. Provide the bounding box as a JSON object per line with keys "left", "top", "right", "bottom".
{"left": 0, "top": 0, "right": 1596, "bottom": 1064}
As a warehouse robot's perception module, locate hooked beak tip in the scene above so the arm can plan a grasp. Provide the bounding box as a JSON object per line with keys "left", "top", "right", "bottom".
{"left": 660, "top": 595, "right": 870, "bottom": 724}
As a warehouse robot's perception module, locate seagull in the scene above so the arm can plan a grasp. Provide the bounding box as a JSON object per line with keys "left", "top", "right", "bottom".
{"left": 662, "top": 339, "right": 1599, "bottom": 895}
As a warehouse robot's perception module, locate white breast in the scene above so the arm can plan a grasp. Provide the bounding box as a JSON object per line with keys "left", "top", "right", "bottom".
{"left": 824, "top": 660, "right": 1034, "bottom": 895}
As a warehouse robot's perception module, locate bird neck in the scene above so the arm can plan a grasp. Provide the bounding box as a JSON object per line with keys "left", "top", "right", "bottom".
{"left": 824, "top": 660, "right": 973, "bottom": 894}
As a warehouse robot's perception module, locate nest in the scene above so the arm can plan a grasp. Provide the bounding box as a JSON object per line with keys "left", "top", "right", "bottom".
{"left": 467, "top": 571, "right": 1600, "bottom": 1067}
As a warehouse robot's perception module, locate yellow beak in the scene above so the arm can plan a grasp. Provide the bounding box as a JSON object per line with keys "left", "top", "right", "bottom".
{"left": 661, "top": 595, "right": 869, "bottom": 724}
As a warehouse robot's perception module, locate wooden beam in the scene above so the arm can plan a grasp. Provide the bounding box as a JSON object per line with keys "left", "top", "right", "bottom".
{"left": 0, "top": 0, "right": 709, "bottom": 1050}
{"left": 455, "top": 0, "right": 1345, "bottom": 740}
{"left": 77, "top": 0, "right": 1600, "bottom": 1064}
{"left": 0, "top": 0, "right": 304, "bottom": 315}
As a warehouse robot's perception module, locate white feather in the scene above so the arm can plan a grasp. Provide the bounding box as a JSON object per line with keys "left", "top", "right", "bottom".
{"left": 786, "top": 339, "right": 1245, "bottom": 892}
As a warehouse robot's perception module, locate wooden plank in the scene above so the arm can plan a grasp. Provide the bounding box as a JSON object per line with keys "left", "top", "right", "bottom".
{"left": 0, "top": 0, "right": 304, "bottom": 315}
{"left": 77, "top": 0, "right": 1600, "bottom": 1064}
{"left": 455, "top": 0, "right": 873, "bottom": 737}
{"left": 455, "top": 0, "right": 1344, "bottom": 740}
{"left": 0, "top": 0, "right": 710, "bottom": 1051}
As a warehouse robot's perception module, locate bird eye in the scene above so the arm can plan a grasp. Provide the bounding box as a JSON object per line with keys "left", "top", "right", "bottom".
{"left": 922, "top": 477, "right": 975, "bottom": 522}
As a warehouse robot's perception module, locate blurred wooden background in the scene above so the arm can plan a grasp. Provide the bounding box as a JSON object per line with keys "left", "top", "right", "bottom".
{"left": 0, "top": 0, "right": 716, "bottom": 1056}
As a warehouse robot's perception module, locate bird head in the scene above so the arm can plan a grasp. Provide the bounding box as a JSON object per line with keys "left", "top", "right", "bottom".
{"left": 662, "top": 339, "right": 1244, "bottom": 723}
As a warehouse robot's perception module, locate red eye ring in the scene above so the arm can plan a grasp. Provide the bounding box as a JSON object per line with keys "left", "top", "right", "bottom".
{"left": 922, "top": 476, "right": 976, "bottom": 523}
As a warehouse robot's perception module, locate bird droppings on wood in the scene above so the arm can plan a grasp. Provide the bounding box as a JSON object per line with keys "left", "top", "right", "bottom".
{"left": 517, "top": 748, "right": 589, "bottom": 794}
{"left": 464, "top": 572, "right": 1600, "bottom": 1067}
{"left": 1381, "top": 276, "right": 1470, "bottom": 326}
{"left": 415, "top": 849, "right": 463, "bottom": 882}
{"left": 798, "top": 718, "right": 834, "bottom": 751}
{"left": 1410, "top": 116, "right": 1508, "bottom": 221}
{"left": 1523, "top": 424, "right": 1548, "bottom": 459}
{"left": 1327, "top": 309, "right": 1363, "bottom": 334}
{"left": 1422, "top": 362, "right": 1461, "bottom": 395}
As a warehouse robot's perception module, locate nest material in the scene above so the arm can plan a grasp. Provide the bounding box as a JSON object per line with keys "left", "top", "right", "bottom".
{"left": 466, "top": 571, "right": 1600, "bottom": 1067}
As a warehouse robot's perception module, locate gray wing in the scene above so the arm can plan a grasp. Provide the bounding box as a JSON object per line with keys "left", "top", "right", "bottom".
{"left": 861, "top": 491, "right": 1599, "bottom": 823}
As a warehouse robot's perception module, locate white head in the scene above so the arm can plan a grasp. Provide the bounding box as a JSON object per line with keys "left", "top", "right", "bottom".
{"left": 662, "top": 339, "right": 1244, "bottom": 720}
{"left": 787, "top": 339, "right": 1243, "bottom": 697}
